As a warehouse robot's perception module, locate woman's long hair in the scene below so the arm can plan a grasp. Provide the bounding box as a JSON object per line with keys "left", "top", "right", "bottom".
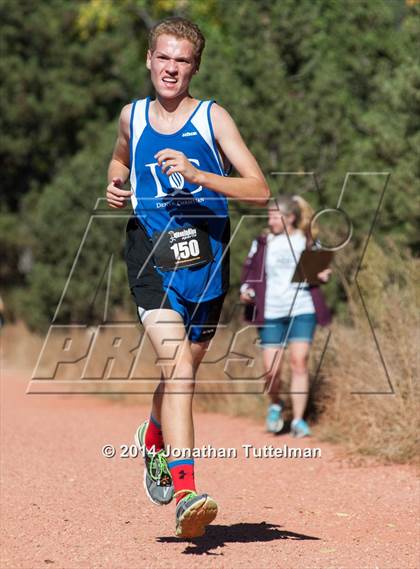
{"left": 271, "top": 195, "right": 318, "bottom": 240}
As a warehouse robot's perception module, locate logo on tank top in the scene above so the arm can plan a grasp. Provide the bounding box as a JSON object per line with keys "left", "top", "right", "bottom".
{"left": 145, "top": 158, "right": 203, "bottom": 198}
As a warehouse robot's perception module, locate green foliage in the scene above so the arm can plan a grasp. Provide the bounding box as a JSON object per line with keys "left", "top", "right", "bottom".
{"left": 0, "top": 0, "right": 149, "bottom": 210}
{"left": 192, "top": 0, "right": 418, "bottom": 249}
{"left": 21, "top": 122, "right": 132, "bottom": 331}
{"left": 0, "top": 210, "right": 28, "bottom": 284}
{"left": 1, "top": 0, "right": 418, "bottom": 330}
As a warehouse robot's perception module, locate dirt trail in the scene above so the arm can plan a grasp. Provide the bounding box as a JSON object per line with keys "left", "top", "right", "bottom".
{"left": 1, "top": 368, "right": 418, "bottom": 569}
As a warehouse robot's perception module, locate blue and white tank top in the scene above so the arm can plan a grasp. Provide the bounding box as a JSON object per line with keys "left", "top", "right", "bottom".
{"left": 129, "top": 97, "right": 230, "bottom": 302}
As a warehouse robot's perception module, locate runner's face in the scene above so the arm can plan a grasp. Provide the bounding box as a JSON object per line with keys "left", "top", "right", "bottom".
{"left": 268, "top": 208, "right": 294, "bottom": 234}
{"left": 146, "top": 34, "right": 197, "bottom": 99}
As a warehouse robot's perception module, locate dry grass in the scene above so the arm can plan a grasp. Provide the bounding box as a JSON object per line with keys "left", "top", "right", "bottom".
{"left": 314, "top": 240, "right": 419, "bottom": 464}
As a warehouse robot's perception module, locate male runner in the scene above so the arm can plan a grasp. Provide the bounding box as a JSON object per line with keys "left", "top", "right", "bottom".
{"left": 106, "top": 17, "right": 269, "bottom": 538}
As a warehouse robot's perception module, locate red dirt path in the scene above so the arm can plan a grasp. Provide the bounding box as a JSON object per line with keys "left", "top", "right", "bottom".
{"left": 1, "top": 369, "right": 418, "bottom": 569}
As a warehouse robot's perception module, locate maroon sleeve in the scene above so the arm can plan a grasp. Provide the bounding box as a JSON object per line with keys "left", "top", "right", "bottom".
{"left": 309, "top": 286, "right": 332, "bottom": 327}
{"left": 240, "top": 238, "right": 262, "bottom": 288}
{"left": 239, "top": 236, "right": 267, "bottom": 325}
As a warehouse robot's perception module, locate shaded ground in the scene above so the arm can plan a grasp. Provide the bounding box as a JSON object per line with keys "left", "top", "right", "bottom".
{"left": 1, "top": 367, "right": 418, "bottom": 569}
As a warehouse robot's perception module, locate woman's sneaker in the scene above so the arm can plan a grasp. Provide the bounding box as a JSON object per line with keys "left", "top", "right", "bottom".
{"left": 134, "top": 421, "right": 174, "bottom": 505}
{"left": 266, "top": 403, "right": 284, "bottom": 433}
{"left": 291, "top": 418, "right": 311, "bottom": 438}
{"left": 175, "top": 491, "right": 218, "bottom": 538}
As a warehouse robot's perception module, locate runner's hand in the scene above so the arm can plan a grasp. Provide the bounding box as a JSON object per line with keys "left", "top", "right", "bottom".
{"left": 317, "top": 268, "right": 332, "bottom": 283}
{"left": 106, "top": 177, "right": 132, "bottom": 209}
{"left": 155, "top": 149, "right": 201, "bottom": 185}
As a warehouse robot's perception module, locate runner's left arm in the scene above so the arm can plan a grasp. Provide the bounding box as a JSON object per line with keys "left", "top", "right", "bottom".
{"left": 155, "top": 104, "right": 270, "bottom": 206}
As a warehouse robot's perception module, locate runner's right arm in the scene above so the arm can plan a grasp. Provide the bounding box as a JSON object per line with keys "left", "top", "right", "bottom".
{"left": 106, "top": 104, "right": 133, "bottom": 209}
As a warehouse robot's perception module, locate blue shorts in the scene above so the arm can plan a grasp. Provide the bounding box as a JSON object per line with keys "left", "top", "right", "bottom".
{"left": 165, "top": 292, "right": 226, "bottom": 343}
{"left": 258, "top": 313, "right": 317, "bottom": 348}
{"left": 125, "top": 217, "right": 226, "bottom": 343}
{"left": 133, "top": 289, "right": 225, "bottom": 344}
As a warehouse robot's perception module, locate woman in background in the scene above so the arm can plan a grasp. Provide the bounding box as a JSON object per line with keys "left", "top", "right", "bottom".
{"left": 240, "top": 195, "right": 331, "bottom": 437}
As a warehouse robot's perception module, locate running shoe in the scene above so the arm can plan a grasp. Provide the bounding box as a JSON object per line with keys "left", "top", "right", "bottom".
{"left": 175, "top": 491, "right": 218, "bottom": 538}
{"left": 266, "top": 403, "right": 284, "bottom": 433}
{"left": 134, "top": 421, "right": 174, "bottom": 505}
{"left": 291, "top": 418, "right": 311, "bottom": 438}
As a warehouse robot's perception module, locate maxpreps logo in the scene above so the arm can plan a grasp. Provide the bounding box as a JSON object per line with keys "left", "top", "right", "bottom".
{"left": 145, "top": 156, "right": 203, "bottom": 199}
{"left": 168, "top": 227, "right": 197, "bottom": 244}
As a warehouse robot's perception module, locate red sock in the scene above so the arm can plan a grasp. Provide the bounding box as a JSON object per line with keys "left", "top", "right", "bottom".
{"left": 145, "top": 415, "right": 164, "bottom": 452}
{"left": 168, "top": 459, "right": 196, "bottom": 503}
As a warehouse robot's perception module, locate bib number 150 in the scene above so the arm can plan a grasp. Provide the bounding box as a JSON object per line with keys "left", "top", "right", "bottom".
{"left": 170, "top": 239, "right": 200, "bottom": 260}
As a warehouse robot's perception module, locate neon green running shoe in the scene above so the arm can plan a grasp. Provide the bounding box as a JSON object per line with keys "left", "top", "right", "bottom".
{"left": 134, "top": 421, "right": 174, "bottom": 505}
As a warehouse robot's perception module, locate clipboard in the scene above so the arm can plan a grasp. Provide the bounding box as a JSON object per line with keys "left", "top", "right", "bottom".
{"left": 291, "top": 250, "right": 333, "bottom": 285}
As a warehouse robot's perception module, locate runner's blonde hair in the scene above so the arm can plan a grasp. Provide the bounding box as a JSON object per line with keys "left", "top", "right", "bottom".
{"left": 148, "top": 17, "right": 206, "bottom": 69}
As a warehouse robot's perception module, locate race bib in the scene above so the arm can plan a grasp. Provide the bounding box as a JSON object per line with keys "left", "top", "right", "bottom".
{"left": 152, "top": 224, "right": 213, "bottom": 271}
